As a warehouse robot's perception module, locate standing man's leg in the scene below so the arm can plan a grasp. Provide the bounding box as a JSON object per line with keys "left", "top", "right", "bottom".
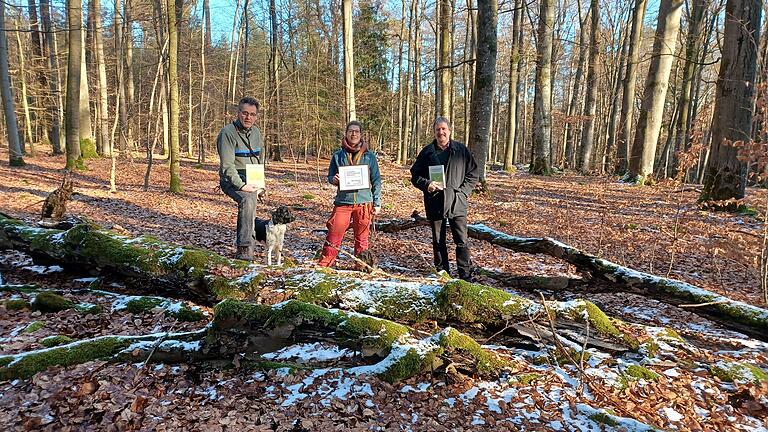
{"left": 449, "top": 215, "right": 472, "bottom": 280}
{"left": 429, "top": 218, "right": 450, "bottom": 274}
{"left": 222, "top": 184, "right": 260, "bottom": 259}
{"left": 351, "top": 204, "right": 372, "bottom": 255}
{"left": 318, "top": 205, "right": 353, "bottom": 267}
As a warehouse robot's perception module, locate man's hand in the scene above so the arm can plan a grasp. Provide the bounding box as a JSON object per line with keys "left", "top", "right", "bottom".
{"left": 427, "top": 182, "right": 444, "bottom": 193}
{"left": 241, "top": 184, "right": 260, "bottom": 192}
{"left": 374, "top": 206, "right": 381, "bottom": 215}
{"left": 332, "top": 174, "right": 340, "bottom": 186}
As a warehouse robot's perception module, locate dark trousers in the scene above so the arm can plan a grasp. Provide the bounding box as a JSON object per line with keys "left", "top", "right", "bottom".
{"left": 222, "top": 182, "right": 260, "bottom": 247}
{"left": 429, "top": 215, "right": 472, "bottom": 279}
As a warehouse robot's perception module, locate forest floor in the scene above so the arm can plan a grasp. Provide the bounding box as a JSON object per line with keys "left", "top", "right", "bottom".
{"left": 0, "top": 149, "right": 767, "bottom": 431}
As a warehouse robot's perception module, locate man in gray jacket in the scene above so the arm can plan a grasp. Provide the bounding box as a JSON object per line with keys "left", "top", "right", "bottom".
{"left": 217, "top": 97, "right": 265, "bottom": 261}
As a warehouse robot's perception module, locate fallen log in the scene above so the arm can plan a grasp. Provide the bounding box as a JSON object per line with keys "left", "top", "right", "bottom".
{"left": 375, "top": 215, "right": 768, "bottom": 341}
{"left": 0, "top": 215, "right": 641, "bottom": 352}
{"left": 0, "top": 300, "right": 510, "bottom": 383}
{"left": 467, "top": 224, "right": 768, "bottom": 341}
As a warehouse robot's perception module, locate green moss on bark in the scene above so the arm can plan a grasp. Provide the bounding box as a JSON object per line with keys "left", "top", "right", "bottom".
{"left": 0, "top": 336, "right": 132, "bottom": 380}
{"left": 435, "top": 280, "right": 536, "bottom": 324}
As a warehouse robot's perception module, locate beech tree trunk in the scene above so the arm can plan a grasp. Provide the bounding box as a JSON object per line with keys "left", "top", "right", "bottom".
{"left": 615, "top": 0, "right": 647, "bottom": 175}
{"left": 503, "top": 0, "right": 523, "bottom": 171}
{"left": 65, "top": 0, "right": 83, "bottom": 169}
{"left": 0, "top": 3, "right": 24, "bottom": 166}
{"left": 92, "top": 0, "right": 110, "bottom": 157}
{"left": 40, "top": 0, "right": 62, "bottom": 154}
{"left": 437, "top": 0, "right": 452, "bottom": 118}
{"left": 577, "top": 0, "right": 600, "bottom": 173}
{"left": 563, "top": 0, "right": 589, "bottom": 170}
{"left": 700, "top": 0, "right": 763, "bottom": 205}
{"left": 627, "top": 0, "right": 684, "bottom": 184}
{"left": 530, "top": 0, "right": 554, "bottom": 175}
{"left": 468, "top": 0, "right": 497, "bottom": 184}
{"left": 167, "top": 0, "right": 182, "bottom": 192}
{"left": 342, "top": 0, "right": 356, "bottom": 121}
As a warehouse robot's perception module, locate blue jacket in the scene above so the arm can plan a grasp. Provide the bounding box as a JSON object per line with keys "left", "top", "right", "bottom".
{"left": 327, "top": 147, "right": 382, "bottom": 207}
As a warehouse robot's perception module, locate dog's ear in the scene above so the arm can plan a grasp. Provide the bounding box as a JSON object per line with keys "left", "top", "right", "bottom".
{"left": 257, "top": 189, "right": 266, "bottom": 204}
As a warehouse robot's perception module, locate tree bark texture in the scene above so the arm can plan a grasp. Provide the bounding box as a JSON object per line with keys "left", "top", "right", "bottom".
{"left": 0, "top": 3, "right": 24, "bottom": 166}
{"left": 530, "top": 0, "right": 554, "bottom": 175}
{"left": 700, "top": 0, "right": 762, "bottom": 204}
{"left": 468, "top": 0, "right": 498, "bottom": 183}
{"left": 627, "top": 0, "right": 684, "bottom": 184}
{"left": 65, "top": 0, "right": 83, "bottom": 169}
{"left": 577, "top": 0, "right": 600, "bottom": 173}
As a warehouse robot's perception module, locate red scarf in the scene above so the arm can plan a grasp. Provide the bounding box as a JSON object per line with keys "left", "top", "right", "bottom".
{"left": 342, "top": 137, "right": 368, "bottom": 164}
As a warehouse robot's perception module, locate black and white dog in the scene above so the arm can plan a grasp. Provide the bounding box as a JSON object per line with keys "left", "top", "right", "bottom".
{"left": 254, "top": 206, "right": 296, "bottom": 266}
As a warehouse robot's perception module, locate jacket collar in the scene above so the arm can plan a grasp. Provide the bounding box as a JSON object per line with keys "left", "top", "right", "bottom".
{"left": 431, "top": 139, "right": 455, "bottom": 153}
{"left": 233, "top": 119, "right": 251, "bottom": 133}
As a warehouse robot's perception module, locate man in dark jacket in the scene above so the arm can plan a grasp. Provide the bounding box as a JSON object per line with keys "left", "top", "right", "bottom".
{"left": 410, "top": 117, "right": 479, "bottom": 280}
{"left": 216, "top": 97, "right": 265, "bottom": 261}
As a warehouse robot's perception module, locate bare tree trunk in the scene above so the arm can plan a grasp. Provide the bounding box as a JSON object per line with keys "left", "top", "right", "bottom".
{"left": 627, "top": 0, "right": 684, "bottom": 184}
{"left": 410, "top": 0, "right": 422, "bottom": 157}
{"left": 268, "top": 0, "right": 282, "bottom": 161}
{"left": 91, "top": 0, "right": 110, "bottom": 157}
{"left": 530, "top": 0, "right": 554, "bottom": 175}
{"left": 0, "top": 3, "right": 24, "bottom": 166}
{"left": 615, "top": 0, "right": 647, "bottom": 175}
{"left": 437, "top": 0, "right": 452, "bottom": 118}
{"left": 65, "top": 0, "right": 83, "bottom": 169}
{"left": 79, "top": 25, "right": 93, "bottom": 151}
{"left": 396, "top": 1, "right": 406, "bottom": 165}
{"left": 563, "top": 0, "right": 589, "bottom": 169}
{"left": 40, "top": 0, "right": 62, "bottom": 154}
{"left": 400, "top": 0, "right": 417, "bottom": 164}
{"left": 225, "top": 0, "right": 241, "bottom": 120}
{"left": 700, "top": 0, "right": 762, "bottom": 205}
{"left": 198, "top": 0, "right": 209, "bottom": 163}
{"left": 604, "top": 20, "right": 629, "bottom": 174}
{"left": 468, "top": 0, "right": 497, "bottom": 184}
{"left": 670, "top": 0, "right": 707, "bottom": 179}
{"left": 26, "top": 0, "right": 44, "bottom": 146}
{"left": 13, "top": 20, "right": 34, "bottom": 155}
{"left": 577, "top": 0, "right": 599, "bottom": 173}
{"left": 503, "top": 0, "right": 522, "bottom": 171}
{"left": 343, "top": 0, "right": 356, "bottom": 121}
{"left": 241, "top": 0, "right": 249, "bottom": 97}
{"left": 167, "top": 0, "right": 182, "bottom": 192}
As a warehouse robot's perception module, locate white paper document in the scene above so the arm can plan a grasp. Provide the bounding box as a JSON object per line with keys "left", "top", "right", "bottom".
{"left": 338, "top": 165, "right": 370, "bottom": 191}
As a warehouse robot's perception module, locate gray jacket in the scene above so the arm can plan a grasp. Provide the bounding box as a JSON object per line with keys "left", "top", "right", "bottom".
{"left": 216, "top": 120, "right": 264, "bottom": 190}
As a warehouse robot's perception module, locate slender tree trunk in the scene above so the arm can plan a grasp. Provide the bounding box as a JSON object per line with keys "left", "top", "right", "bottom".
{"left": 92, "top": 0, "right": 110, "bottom": 157}
{"left": 26, "top": 0, "right": 45, "bottom": 146}
{"left": 167, "top": 0, "right": 182, "bottom": 192}
{"left": 615, "top": 0, "right": 647, "bottom": 175}
{"left": 411, "top": 0, "right": 422, "bottom": 157}
{"left": 503, "top": 0, "right": 522, "bottom": 171}
{"left": 396, "top": 1, "right": 406, "bottom": 165}
{"left": 225, "top": 0, "right": 241, "bottom": 120}
{"left": 65, "top": 0, "right": 83, "bottom": 169}
{"left": 13, "top": 20, "right": 34, "bottom": 154}
{"left": 577, "top": 0, "right": 600, "bottom": 173}
{"left": 343, "top": 0, "right": 356, "bottom": 121}
{"left": 700, "top": 0, "right": 762, "bottom": 205}
{"left": 604, "top": 20, "right": 629, "bottom": 174}
{"left": 268, "top": 0, "right": 282, "bottom": 161}
{"left": 198, "top": 0, "right": 209, "bottom": 163}
{"left": 670, "top": 0, "right": 707, "bottom": 179}
{"left": 437, "top": 0, "right": 452, "bottom": 118}
{"left": 627, "top": 0, "right": 684, "bottom": 184}
{"left": 468, "top": 0, "right": 497, "bottom": 184}
{"left": 79, "top": 25, "right": 93, "bottom": 150}
{"left": 40, "top": 0, "right": 62, "bottom": 154}
{"left": 241, "top": 0, "right": 249, "bottom": 97}
{"left": 530, "top": 0, "right": 554, "bottom": 175}
{"left": 0, "top": 3, "right": 24, "bottom": 166}
{"left": 564, "top": 0, "right": 589, "bottom": 169}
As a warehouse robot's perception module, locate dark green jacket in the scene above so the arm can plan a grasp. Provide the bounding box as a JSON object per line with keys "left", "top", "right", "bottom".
{"left": 216, "top": 120, "right": 264, "bottom": 190}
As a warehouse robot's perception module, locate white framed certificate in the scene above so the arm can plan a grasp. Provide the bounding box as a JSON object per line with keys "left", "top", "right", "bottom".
{"left": 246, "top": 163, "right": 266, "bottom": 188}
{"left": 338, "top": 165, "right": 370, "bottom": 191}
{"left": 428, "top": 165, "right": 446, "bottom": 188}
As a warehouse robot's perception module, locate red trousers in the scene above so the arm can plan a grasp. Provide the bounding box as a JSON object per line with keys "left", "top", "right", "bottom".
{"left": 318, "top": 203, "right": 373, "bottom": 267}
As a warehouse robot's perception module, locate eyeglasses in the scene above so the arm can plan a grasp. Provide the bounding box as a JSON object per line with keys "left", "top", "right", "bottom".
{"left": 347, "top": 130, "right": 361, "bottom": 135}
{"left": 240, "top": 111, "right": 258, "bottom": 118}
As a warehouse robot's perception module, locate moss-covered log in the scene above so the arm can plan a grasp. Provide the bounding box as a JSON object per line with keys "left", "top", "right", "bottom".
{"left": 467, "top": 223, "right": 768, "bottom": 341}
{"left": 0, "top": 216, "right": 640, "bottom": 350}
{"left": 206, "top": 299, "right": 511, "bottom": 382}
{"left": 0, "top": 214, "right": 261, "bottom": 304}
{"left": 0, "top": 330, "right": 206, "bottom": 380}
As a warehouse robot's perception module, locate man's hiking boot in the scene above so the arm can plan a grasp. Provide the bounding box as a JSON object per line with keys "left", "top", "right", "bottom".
{"left": 236, "top": 245, "right": 254, "bottom": 261}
